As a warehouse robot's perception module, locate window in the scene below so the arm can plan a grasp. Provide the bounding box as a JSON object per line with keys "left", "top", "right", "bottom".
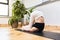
{"left": 0, "top": 0, "right": 7, "bottom": 3}
{"left": 0, "top": 0, "right": 9, "bottom": 16}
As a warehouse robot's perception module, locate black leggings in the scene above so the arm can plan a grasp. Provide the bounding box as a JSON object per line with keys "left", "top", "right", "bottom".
{"left": 32, "top": 23, "right": 45, "bottom": 32}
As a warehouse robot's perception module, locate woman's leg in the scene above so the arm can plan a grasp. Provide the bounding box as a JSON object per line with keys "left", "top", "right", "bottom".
{"left": 29, "top": 27, "right": 39, "bottom": 32}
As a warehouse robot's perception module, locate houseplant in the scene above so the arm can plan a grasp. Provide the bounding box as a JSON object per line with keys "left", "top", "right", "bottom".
{"left": 8, "top": 0, "right": 26, "bottom": 28}
{"left": 12, "top": 0, "right": 26, "bottom": 21}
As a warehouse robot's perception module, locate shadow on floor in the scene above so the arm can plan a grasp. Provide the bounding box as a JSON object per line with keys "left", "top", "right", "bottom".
{"left": 16, "top": 29, "right": 60, "bottom": 40}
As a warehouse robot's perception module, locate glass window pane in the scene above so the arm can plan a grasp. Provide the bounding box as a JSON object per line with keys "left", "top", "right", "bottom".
{"left": 0, "top": 4, "right": 8, "bottom": 15}
{"left": 0, "top": 0, "right": 7, "bottom": 3}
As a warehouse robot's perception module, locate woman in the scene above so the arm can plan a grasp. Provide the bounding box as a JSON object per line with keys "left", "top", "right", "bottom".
{"left": 20, "top": 10, "right": 45, "bottom": 32}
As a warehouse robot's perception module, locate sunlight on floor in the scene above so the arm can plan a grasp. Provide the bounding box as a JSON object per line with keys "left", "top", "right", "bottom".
{"left": 0, "top": 28, "right": 10, "bottom": 40}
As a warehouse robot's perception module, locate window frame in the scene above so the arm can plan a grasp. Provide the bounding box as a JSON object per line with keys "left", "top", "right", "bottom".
{"left": 0, "top": 0, "right": 9, "bottom": 17}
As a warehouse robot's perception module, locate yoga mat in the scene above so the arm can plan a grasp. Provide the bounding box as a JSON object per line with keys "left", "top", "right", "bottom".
{"left": 16, "top": 29, "right": 60, "bottom": 40}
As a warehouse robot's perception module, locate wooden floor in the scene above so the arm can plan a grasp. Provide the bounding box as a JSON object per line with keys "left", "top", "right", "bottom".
{"left": 0, "top": 26, "right": 60, "bottom": 40}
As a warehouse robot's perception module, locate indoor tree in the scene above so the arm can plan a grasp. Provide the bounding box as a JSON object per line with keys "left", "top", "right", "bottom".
{"left": 8, "top": 0, "right": 27, "bottom": 28}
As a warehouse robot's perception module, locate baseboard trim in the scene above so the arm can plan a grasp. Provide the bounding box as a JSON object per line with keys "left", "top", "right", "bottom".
{"left": 0, "top": 24, "right": 10, "bottom": 27}
{"left": 0, "top": 24, "right": 60, "bottom": 28}
{"left": 0, "top": 24, "right": 22, "bottom": 27}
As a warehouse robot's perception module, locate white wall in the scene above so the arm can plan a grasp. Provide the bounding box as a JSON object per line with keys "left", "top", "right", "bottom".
{"left": 9, "top": 0, "right": 16, "bottom": 17}
{"left": 0, "top": 18, "right": 9, "bottom": 24}
{"left": 23, "top": 0, "right": 60, "bottom": 26}
{"left": 23, "top": 0, "right": 49, "bottom": 8}
{"left": 34, "top": 1, "right": 60, "bottom": 26}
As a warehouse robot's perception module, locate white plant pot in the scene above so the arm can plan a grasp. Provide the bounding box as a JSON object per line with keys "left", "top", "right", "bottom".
{"left": 24, "top": 14, "right": 30, "bottom": 25}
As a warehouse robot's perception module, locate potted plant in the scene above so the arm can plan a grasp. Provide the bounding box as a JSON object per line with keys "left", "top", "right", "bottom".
{"left": 8, "top": 0, "right": 27, "bottom": 28}
{"left": 8, "top": 16, "right": 18, "bottom": 28}
{"left": 12, "top": 0, "right": 26, "bottom": 21}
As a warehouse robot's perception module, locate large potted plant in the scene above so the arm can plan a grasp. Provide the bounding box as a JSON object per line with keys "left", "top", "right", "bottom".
{"left": 8, "top": 0, "right": 27, "bottom": 28}
{"left": 12, "top": 0, "right": 26, "bottom": 21}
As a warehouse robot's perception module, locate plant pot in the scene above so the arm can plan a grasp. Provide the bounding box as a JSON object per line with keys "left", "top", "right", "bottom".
{"left": 24, "top": 14, "right": 30, "bottom": 25}
{"left": 11, "top": 21, "right": 18, "bottom": 28}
